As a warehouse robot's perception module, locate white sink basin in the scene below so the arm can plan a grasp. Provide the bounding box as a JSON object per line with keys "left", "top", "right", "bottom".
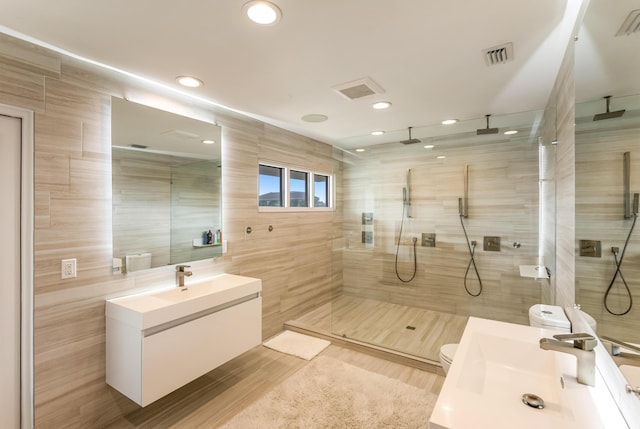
{"left": 457, "top": 332, "right": 565, "bottom": 409}
{"left": 106, "top": 273, "right": 262, "bottom": 329}
{"left": 430, "top": 317, "right": 627, "bottom": 429}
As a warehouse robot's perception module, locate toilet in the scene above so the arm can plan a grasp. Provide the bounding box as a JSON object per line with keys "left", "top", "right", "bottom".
{"left": 439, "top": 343, "right": 458, "bottom": 375}
{"left": 528, "top": 303, "right": 597, "bottom": 333}
{"left": 528, "top": 304, "right": 571, "bottom": 332}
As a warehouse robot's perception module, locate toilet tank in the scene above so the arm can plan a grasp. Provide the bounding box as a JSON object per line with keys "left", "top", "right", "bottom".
{"left": 528, "top": 304, "right": 571, "bottom": 332}
{"left": 125, "top": 253, "right": 152, "bottom": 272}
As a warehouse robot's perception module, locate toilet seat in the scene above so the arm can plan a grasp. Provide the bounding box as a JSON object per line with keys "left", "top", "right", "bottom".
{"left": 440, "top": 343, "right": 458, "bottom": 363}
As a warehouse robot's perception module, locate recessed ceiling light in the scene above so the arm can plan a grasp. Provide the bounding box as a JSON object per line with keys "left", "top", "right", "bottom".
{"left": 437, "top": 155, "right": 446, "bottom": 159}
{"left": 371, "top": 131, "right": 385, "bottom": 136}
{"left": 243, "top": 1, "right": 282, "bottom": 25}
{"left": 176, "top": 76, "right": 204, "bottom": 88}
{"left": 355, "top": 148, "right": 366, "bottom": 152}
{"left": 372, "top": 101, "right": 392, "bottom": 110}
{"left": 202, "top": 139, "right": 215, "bottom": 145}
{"left": 504, "top": 130, "right": 518, "bottom": 135}
{"left": 441, "top": 119, "right": 458, "bottom": 125}
{"left": 301, "top": 113, "right": 328, "bottom": 123}
{"left": 424, "top": 144, "right": 435, "bottom": 149}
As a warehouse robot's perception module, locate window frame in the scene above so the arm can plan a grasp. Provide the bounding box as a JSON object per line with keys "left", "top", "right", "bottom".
{"left": 258, "top": 164, "right": 285, "bottom": 208}
{"left": 258, "top": 161, "right": 334, "bottom": 212}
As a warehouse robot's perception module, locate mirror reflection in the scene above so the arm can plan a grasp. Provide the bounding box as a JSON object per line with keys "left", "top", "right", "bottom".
{"left": 575, "top": 93, "right": 640, "bottom": 343}
{"left": 111, "top": 97, "right": 222, "bottom": 272}
{"left": 574, "top": 0, "right": 640, "bottom": 347}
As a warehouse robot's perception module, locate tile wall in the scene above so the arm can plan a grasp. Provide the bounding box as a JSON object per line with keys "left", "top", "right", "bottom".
{"left": 0, "top": 33, "right": 337, "bottom": 427}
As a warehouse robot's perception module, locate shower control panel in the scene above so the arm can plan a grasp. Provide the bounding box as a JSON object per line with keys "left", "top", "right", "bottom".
{"left": 422, "top": 233, "right": 436, "bottom": 247}
{"left": 483, "top": 236, "right": 501, "bottom": 251}
{"left": 579, "top": 240, "right": 601, "bottom": 257}
{"left": 361, "top": 212, "right": 374, "bottom": 245}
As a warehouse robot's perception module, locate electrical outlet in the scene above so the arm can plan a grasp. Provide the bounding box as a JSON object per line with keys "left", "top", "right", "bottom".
{"left": 61, "top": 258, "right": 77, "bottom": 279}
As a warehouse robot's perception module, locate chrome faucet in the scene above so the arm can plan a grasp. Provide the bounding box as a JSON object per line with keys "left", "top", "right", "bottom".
{"left": 539, "top": 333, "right": 597, "bottom": 386}
{"left": 175, "top": 264, "right": 192, "bottom": 287}
{"left": 600, "top": 335, "right": 640, "bottom": 358}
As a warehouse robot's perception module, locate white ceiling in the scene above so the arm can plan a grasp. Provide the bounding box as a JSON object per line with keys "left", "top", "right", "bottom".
{"left": 0, "top": 0, "right": 638, "bottom": 149}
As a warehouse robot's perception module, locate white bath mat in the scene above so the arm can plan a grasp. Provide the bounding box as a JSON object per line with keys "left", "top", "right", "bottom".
{"left": 220, "top": 356, "right": 437, "bottom": 428}
{"left": 263, "top": 330, "right": 330, "bottom": 360}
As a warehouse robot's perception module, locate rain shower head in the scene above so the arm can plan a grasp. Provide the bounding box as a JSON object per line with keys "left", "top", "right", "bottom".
{"left": 593, "top": 96, "right": 625, "bottom": 121}
{"left": 477, "top": 114, "right": 499, "bottom": 135}
{"left": 399, "top": 127, "right": 421, "bottom": 144}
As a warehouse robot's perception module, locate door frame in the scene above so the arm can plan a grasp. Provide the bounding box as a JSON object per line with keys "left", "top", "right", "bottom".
{"left": 0, "top": 103, "right": 34, "bottom": 429}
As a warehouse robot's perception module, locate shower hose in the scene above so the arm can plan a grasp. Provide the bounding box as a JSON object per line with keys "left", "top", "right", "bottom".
{"left": 459, "top": 214, "right": 483, "bottom": 296}
{"left": 604, "top": 213, "right": 637, "bottom": 316}
{"left": 395, "top": 202, "right": 417, "bottom": 283}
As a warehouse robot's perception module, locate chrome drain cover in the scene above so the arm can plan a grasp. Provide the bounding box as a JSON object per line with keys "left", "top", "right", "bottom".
{"left": 522, "top": 393, "right": 545, "bottom": 409}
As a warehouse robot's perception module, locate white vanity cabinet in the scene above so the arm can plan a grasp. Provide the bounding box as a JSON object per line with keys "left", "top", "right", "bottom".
{"left": 106, "top": 274, "right": 262, "bottom": 406}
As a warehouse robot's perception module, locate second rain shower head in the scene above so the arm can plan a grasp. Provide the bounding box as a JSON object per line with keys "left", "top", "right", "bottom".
{"left": 477, "top": 114, "right": 499, "bottom": 135}
{"left": 593, "top": 96, "right": 625, "bottom": 121}
{"left": 399, "top": 127, "right": 422, "bottom": 144}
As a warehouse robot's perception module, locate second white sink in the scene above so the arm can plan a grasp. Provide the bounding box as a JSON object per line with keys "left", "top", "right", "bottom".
{"left": 430, "top": 317, "right": 628, "bottom": 429}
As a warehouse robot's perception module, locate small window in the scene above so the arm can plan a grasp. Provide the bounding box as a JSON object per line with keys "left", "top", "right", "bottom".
{"left": 313, "top": 174, "right": 329, "bottom": 207}
{"left": 258, "top": 162, "right": 333, "bottom": 211}
{"left": 290, "top": 170, "right": 309, "bottom": 207}
{"left": 259, "top": 164, "right": 284, "bottom": 207}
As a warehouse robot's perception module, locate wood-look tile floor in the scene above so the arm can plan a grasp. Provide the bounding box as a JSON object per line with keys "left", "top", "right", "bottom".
{"left": 293, "top": 295, "right": 469, "bottom": 362}
{"left": 105, "top": 343, "right": 445, "bottom": 428}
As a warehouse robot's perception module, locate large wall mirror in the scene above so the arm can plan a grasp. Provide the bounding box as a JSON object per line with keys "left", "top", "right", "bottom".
{"left": 574, "top": 0, "right": 640, "bottom": 423}
{"left": 111, "top": 97, "right": 223, "bottom": 272}
{"left": 574, "top": 0, "right": 640, "bottom": 343}
{"left": 575, "top": 94, "right": 640, "bottom": 343}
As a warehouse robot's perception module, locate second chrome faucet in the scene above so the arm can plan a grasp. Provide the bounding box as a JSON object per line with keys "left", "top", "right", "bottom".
{"left": 539, "top": 333, "right": 597, "bottom": 386}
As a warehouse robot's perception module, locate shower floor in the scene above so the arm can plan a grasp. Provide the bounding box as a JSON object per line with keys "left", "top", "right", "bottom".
{"left": 290, "top": 295, "right": 468, "bottom": 363}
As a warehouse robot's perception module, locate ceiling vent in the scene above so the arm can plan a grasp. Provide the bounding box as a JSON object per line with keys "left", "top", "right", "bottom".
{"left": 332, "top": 77, "right": 385, "bottom": 101}
{"left": 616, "top": 9, "right": 640, "bottom": 37}
{"left": 483, "top": 42, "right": 514, "bottom": 66}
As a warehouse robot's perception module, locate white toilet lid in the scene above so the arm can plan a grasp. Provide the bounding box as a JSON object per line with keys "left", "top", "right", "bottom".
{"left": 440, "top": 343, "right": 458, "bottom": 362}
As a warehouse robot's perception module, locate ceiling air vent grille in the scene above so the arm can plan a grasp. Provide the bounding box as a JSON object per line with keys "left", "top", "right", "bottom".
{"left": 483, "top": 42, "right": 514, "bottom": 66}
{"left": 332, "top": 77, "right": 385, "bottom": 101}
{"left": 616, "top": 9, "right": 640, "bottom": 37}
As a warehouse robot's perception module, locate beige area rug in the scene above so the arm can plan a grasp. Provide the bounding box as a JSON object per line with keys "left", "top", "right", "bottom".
{"left": 220, "top": 356, "right": 437, "bottom": 428}
{"left": 263, "top": 330, "right": 331, "bottom": 360}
